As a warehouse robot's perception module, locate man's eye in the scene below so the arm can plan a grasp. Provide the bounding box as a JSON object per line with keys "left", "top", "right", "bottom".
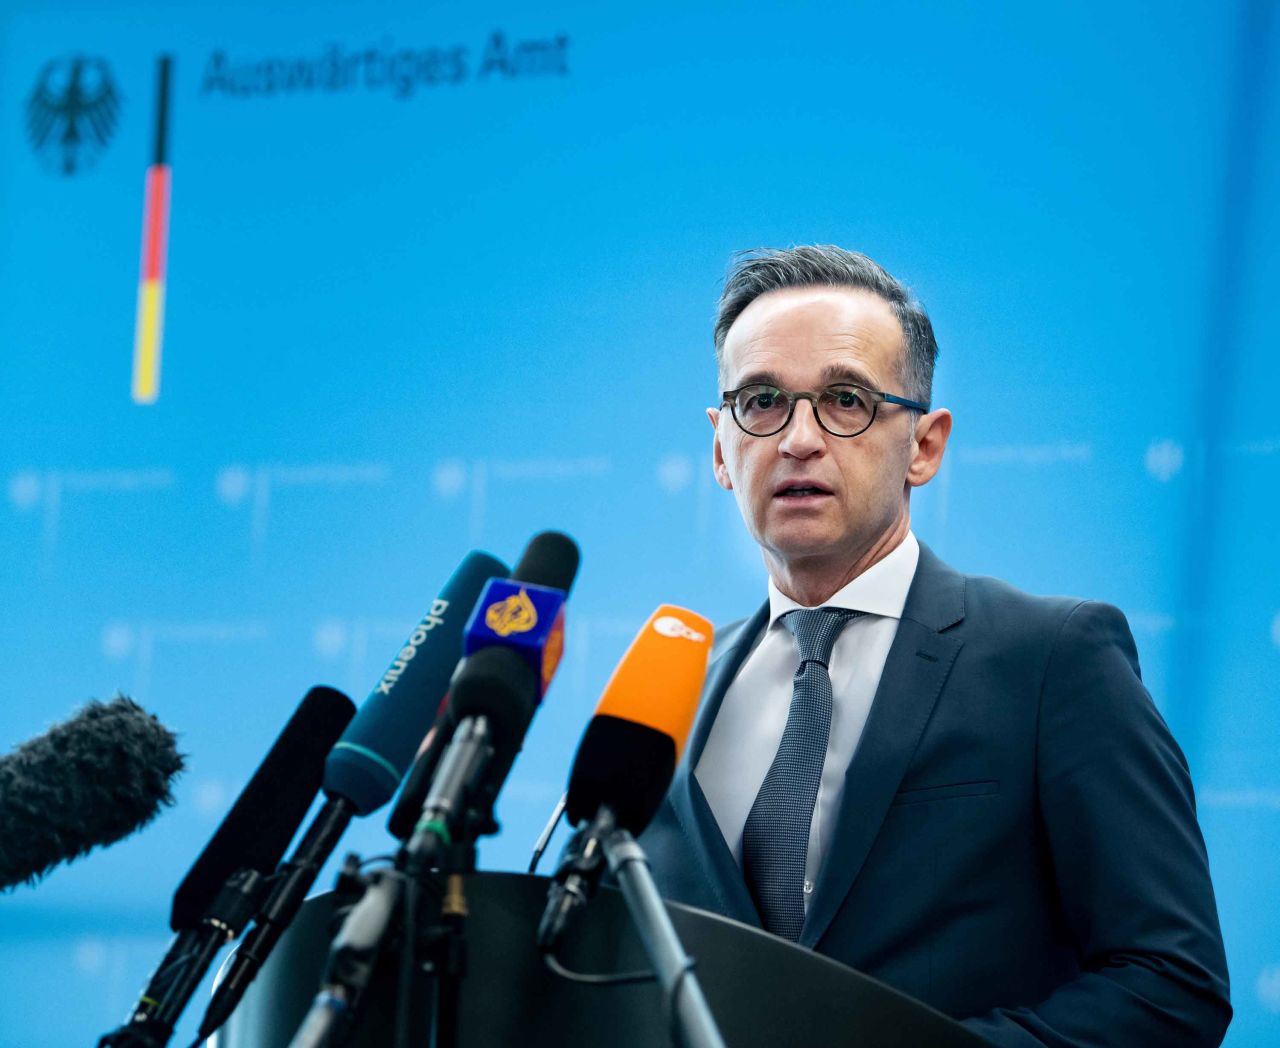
{"left": 825, "top": 388, "right": 862, "bottom": 409}
{"left": 742, "top": 389, "right": 783, "bottom": 412}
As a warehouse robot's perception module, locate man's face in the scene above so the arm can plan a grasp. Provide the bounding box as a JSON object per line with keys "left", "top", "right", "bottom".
{"left": 709, "top": 286, "right": 931, "bottom": 576}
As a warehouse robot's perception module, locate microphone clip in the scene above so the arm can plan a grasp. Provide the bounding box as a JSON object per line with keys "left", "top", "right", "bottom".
{"left": 537, "top": 806, "right": 616, "bottom": 952}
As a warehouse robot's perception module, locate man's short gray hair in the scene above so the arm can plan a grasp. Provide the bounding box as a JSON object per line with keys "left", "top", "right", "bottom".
{"left": 713, "top": 245, "right": 938, "bottom": 409}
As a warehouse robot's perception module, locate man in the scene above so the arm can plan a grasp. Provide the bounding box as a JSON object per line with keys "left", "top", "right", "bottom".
{"left": 639, "top": 246, "right": 1231, "bottom": 1046}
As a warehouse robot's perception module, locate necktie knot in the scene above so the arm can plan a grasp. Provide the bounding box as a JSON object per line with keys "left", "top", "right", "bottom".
{"left": 782, "top": 607, "right": 862, "bottom": 668}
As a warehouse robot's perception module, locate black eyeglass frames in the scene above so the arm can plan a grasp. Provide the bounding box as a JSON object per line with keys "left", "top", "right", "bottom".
{"left": 721, "top": 383, "right": 929, "bottom": 438}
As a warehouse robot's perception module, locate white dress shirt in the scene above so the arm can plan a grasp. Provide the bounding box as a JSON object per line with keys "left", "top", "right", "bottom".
{"left": 695, "top": 531, "right": 920, "bottom": 909}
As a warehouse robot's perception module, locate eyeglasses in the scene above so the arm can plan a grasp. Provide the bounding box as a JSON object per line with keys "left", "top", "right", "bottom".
{"left": 721, "top": 383, "right": 929, "bottom": 438}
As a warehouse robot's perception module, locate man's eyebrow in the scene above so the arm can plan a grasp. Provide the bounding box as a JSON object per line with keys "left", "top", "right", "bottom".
{"left": 729, "top": 370, "right": 784, "bottom": 389}
{"left": 820, "top": 362, "right": 878, "bottom": 388}
{"left": 727, "top": 364, "right": 881, "bottom": 389}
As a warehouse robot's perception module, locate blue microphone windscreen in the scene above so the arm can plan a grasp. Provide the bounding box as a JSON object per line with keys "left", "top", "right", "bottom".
{"left": 323, "top": 550, "right": 509, "bottom": 815}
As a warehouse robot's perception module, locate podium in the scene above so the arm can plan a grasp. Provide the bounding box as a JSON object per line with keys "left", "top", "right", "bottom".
{"left": 213, "top": 871, "right": 988, "bottom": 1048}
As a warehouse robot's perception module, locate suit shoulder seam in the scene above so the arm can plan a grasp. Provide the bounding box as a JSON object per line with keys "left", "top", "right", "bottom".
{"left": 1033, "top": 598, "right": 1095, "bottom": 776}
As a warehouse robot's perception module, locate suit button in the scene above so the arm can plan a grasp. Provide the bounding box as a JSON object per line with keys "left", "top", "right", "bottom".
{"left": 803, "top": 880, "right": 813, "bottom": 894}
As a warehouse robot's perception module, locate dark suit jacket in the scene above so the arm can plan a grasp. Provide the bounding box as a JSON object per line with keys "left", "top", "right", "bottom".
{"left": 640, "top": 543, "right": 1231, "bottom": 1046}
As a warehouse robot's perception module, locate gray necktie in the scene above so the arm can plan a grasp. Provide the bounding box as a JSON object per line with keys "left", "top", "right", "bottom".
{"left": 742, "top": 607, "right": 862, "bottom": 940}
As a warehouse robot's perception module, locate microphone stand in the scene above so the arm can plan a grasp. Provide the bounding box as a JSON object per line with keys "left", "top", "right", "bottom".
{"left": 420, "top": 839, "right": 476, "bottom": 1048}
{"left": 402, "top": 713, "right": 498, "bottom": 1048}
{"left": 289, "top": 717, "right": 501, "bottom": 1048}
{"left": 99, "top": 868, "right": 271, "bottom": 1048}
{"left": 287, "top": 838, "right": 480, "bottom": 1048}
{"left": 603, "top": 831, "right": 727, "bottom": 1048}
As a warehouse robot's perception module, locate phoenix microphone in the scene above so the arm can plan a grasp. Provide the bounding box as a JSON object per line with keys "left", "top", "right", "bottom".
{"left": 0, "top": 696, "right": 182, "bottom": 892}
{"left": 322, "top": 551, "right": 506, "bottom": 815}
{"left": 99, "top": 686, "right": 355, "bottom": 1048}
{"left": 538, "top": 605, "right": 712, "bottom": 951}
{"left": 196, "top": 550, "right": 507, "bottom": 1043}
{"left": 402, "top": 531, "right": 579, "bottom": 866}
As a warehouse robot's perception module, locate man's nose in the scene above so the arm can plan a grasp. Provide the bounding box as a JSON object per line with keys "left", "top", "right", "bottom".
{"left": 778, "top": 397, "right": 825, "bottom": 457}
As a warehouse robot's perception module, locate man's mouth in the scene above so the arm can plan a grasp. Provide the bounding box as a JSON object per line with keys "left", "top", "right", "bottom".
{"left": 774, "top": 483, "right": 833, "bottom": 499}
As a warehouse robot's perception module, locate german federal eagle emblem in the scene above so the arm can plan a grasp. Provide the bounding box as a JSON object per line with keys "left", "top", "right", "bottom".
{"left": 26, "top": 56, "right": 121, "bottom": 176}
{"left": 484, "top": 588, "right": 539, "bottom": 637}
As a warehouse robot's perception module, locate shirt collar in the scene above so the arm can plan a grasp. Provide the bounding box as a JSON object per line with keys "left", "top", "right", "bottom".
{"left": 766, "top": 530, "right": 920, "bottom": 626}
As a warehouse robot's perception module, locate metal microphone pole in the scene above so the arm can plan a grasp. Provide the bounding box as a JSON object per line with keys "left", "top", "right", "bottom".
{"left": 603, "top": 831, "right": 727, "bottom": 1048}
{"left": 287, "top": 716, "right": 496, "bottom": 1048}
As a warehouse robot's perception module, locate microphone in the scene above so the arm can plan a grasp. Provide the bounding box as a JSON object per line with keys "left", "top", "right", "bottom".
{"left": 290, "top": 647, "right": 542, "bottom": 1048}
{"left": 171, "top": 687, "right": 356, "bottom": 931}
{"left": 0, "top": 696, "right": 182, "bottom": 892}
{"left": 321, "top": 550, "right": 505, "bottom": 815}
{"left": 403, "top": 531, "right": 579, "bottom": 867}
{"left": 384, "top": 695, "right": 452, "bottom": 841}
{"left": 538, "top": 605, "right": 712, "bottom": 952}
{"left": 290, "top": 533, "right": 579, "bottom": 1048}
{"left": 196, "top": 550, "right": 507, "bottom": 1043}
{"left": 98, "top": 686, "right": 355, "bottom": 1048}
{"left": 386, "top": 531, "right": 578, "bottom": 842}
{"left": 385, "top": 531, "right": 577, "bottom": 842}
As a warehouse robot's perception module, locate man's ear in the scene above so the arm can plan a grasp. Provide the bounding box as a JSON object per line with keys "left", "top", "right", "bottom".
{"left": 907, "top": 408, "right": 952, "bottom": 488}
{"left": 708, "top": 407, "right": 733, "bottom": 491}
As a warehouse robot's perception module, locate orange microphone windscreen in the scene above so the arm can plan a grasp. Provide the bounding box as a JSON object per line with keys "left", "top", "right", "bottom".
{"left": 592, "top": 605, "right": 713, "bottom": 762}
{"left": 565, "top": 605, "right": 713, "bottom": 831}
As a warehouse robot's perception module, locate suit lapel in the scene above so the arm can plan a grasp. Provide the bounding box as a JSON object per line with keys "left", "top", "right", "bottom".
{"left": 801, "top": 545, "right": 966, "bottom": 948}
{"left": 667, "top": 601, "right": 770, "bottom": 926}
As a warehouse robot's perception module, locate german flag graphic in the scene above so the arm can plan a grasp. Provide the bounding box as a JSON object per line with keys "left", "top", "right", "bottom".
{"left": 132, "top": 56, "right": 172, "bottom": 405}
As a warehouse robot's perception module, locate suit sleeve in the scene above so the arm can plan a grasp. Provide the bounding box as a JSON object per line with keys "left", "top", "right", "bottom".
{"left": 961, "top": 601, "right": 1231, "bottom": 1048}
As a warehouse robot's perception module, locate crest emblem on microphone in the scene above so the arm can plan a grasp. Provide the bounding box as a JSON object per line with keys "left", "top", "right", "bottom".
{"left": 465, "top": 577, "right": 569, "bottom": 699}
{"left": 26, "top": 56, "right": 121, "bottom": 176}
{"left": 485, "top": 587, "right": 539, "bottom": 636}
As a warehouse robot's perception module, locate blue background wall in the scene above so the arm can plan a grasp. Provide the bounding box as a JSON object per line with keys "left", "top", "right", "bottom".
{"left": 2, "top": 1, "right": 1277, "bottom": 1044}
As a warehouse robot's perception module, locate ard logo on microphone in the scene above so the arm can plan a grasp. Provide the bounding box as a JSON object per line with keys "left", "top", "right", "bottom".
{"left": 485, "top": 588, "right": 539, "bottom": 637}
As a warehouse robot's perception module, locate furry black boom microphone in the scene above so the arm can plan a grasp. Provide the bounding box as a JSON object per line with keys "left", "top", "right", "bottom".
{"left": 0, "top": 696, "right": 183, "bottom": 891}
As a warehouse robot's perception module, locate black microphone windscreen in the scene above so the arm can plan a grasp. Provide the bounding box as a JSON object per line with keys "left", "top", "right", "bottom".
{"left": 512, "top": 531, "right": 580, "bottom": 594}
{"left": 170, "top": 685, "right": 356, "bottom": 931}
{"left": 385, "top": 698, "right": 452, "bottom": 841}
{"left": 388, "top": 537, "right": 576, "bottom": 845}
{"left": 566, "top": 715, "right": 676, "bottom": 834}
{"left": 449, "top": 646, "right": 539, "bottom": 745}
{"left": 0, "top": 697, "right": 183, "bottom": 892}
